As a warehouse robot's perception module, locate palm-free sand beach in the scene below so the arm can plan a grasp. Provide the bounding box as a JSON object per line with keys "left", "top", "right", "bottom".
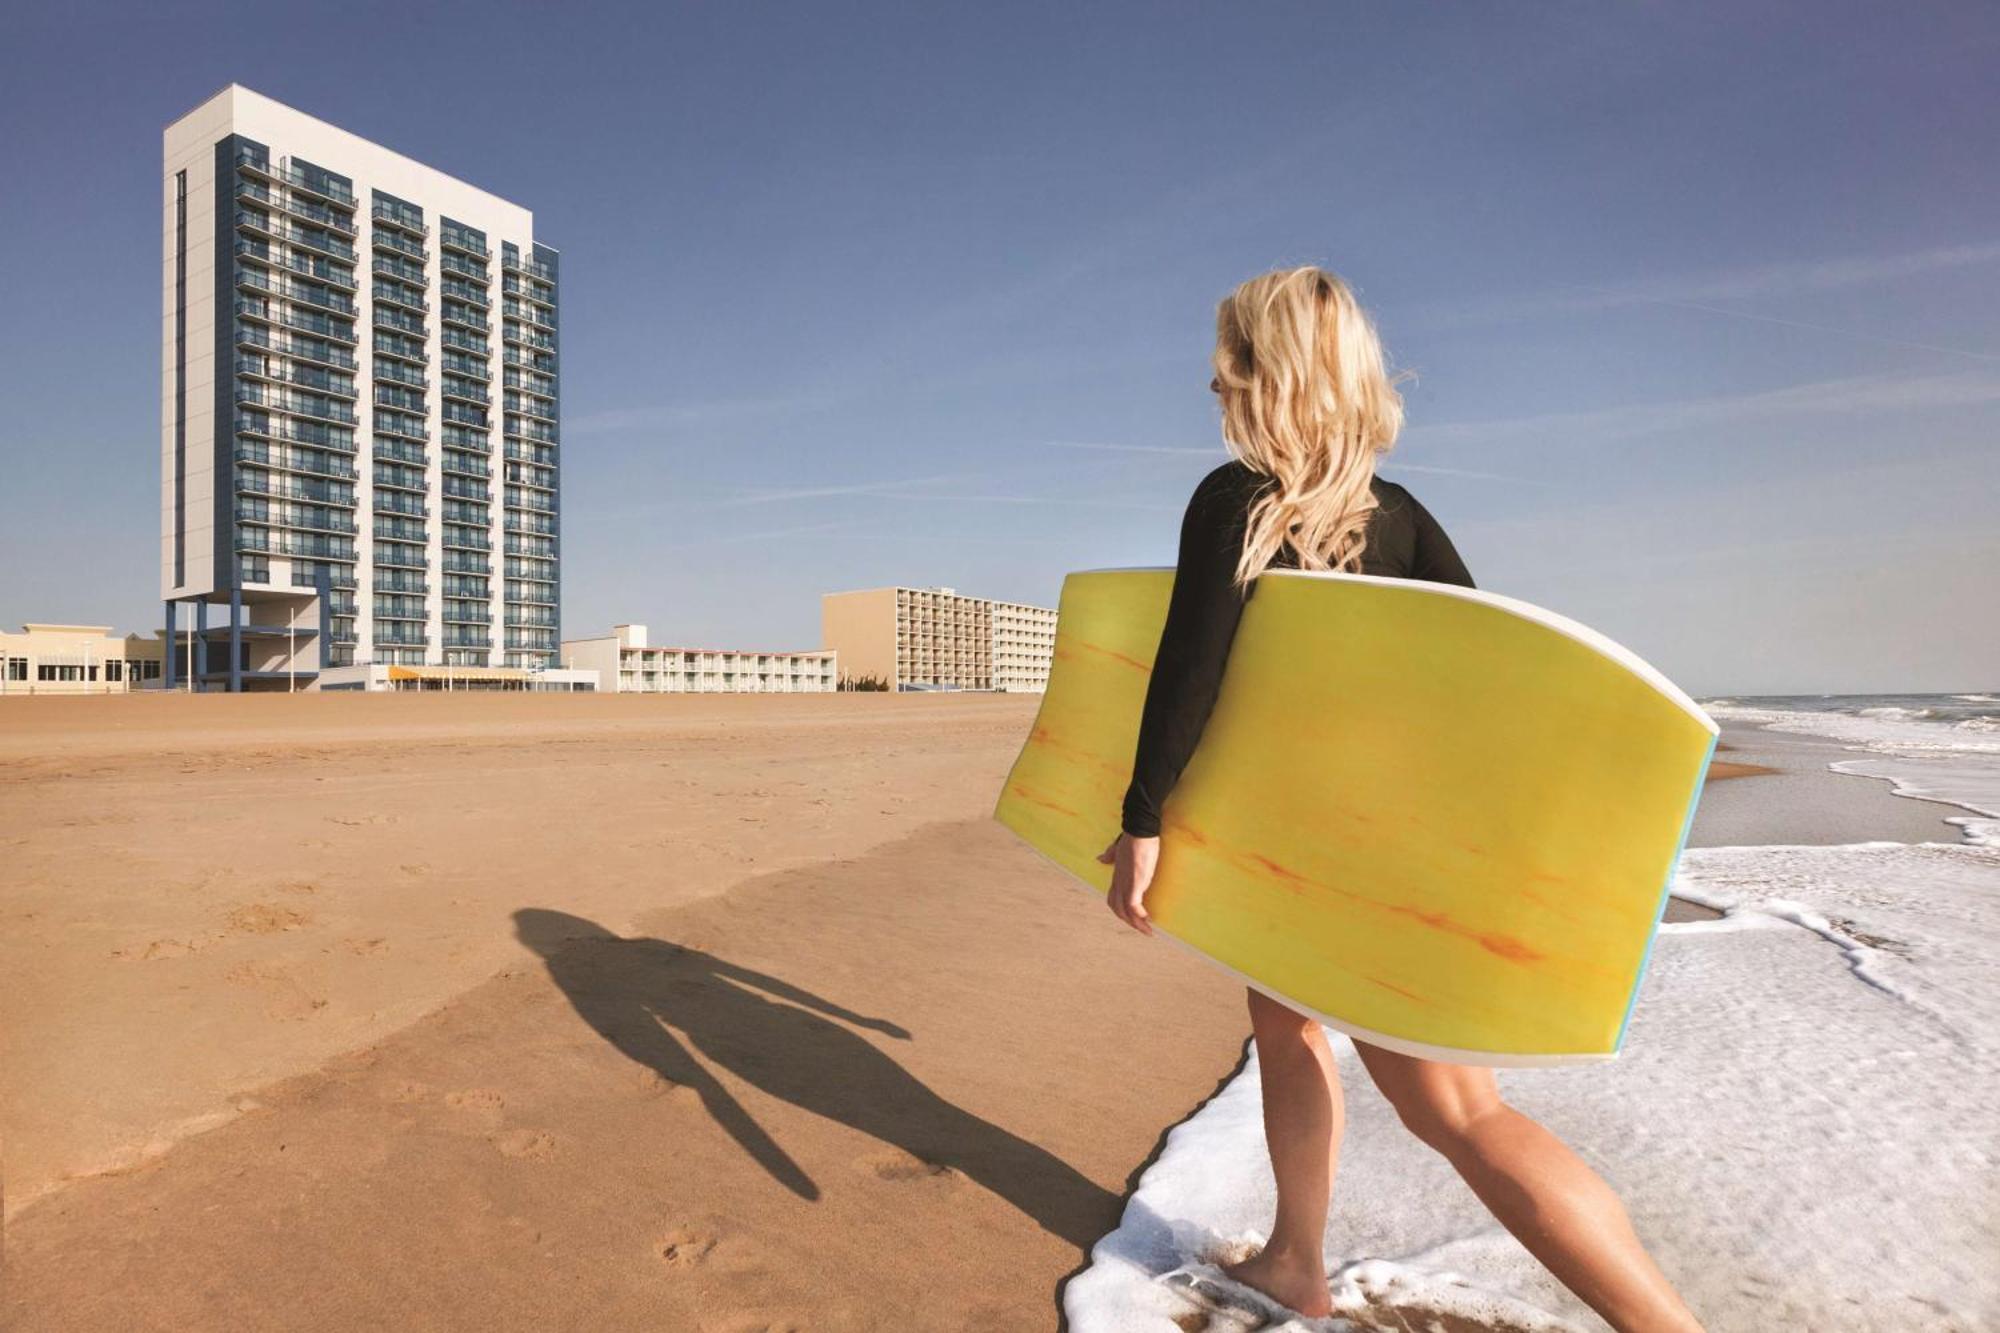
{"left": 1, "top": 693, "right": 1987, "bottom": 1330}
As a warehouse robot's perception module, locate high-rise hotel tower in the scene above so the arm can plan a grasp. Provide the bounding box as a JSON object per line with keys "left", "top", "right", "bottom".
{"left": 161, "top": 86, "right": 560, "bottom": 690}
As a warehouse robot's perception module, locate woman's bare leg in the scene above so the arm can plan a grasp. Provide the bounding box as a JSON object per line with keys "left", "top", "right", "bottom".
{"left": 1221, "top": 988, "right": 1342, "bottom": 1317}
{"left": 1354, "top": 1042, "right": 1702, "bottom": 1332}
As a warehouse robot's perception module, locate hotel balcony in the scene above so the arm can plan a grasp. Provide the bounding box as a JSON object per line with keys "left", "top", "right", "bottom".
{"left": 371, "top": 282, "right": 429, "bottom": 315}
{"left": 440, "top": 229, "right": 489, "bottom": 259}
{"left": 374, "top": 546, "right": 426, "bottom": 570}
{"left": 374, "top": 361, "right": 428, "bottom": 391}
{"left": 233, "top": 444, "right": 359, "bottom": 482}
{"left": 370, "top": 252, "right": 427, "bottom": 282}
{"left": 501, "top": 253, "right": 557, "bottom": 283}
{"left": 371, "top": 228, "right": 426, "bottom": 260}
{"left": 370, "top": 202, "right": 428, "bottom": 237}
{"left": 372, "top": 334, "right": 428, "bottom": 366}
{"left": 278, "top": 162, "right": 356, "bottom": 208}
{"left": 235, "top": 472, "right": 357, "bottom": 507}
{"left": 372, "top": 438, "right": 428, "bottom": 467}
{"left": 282, "top": 193, "right": 357, "bottom": 236}
{"left": 233, "top": 384, "right": 359, "bottom": 426}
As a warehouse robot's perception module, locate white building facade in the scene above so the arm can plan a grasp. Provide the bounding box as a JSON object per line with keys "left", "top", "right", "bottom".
{"left": 161, "top": 85, "right": 560, "bottom": 691}
{"left": 562, "top": 625, "right": 837, "bottom": 694}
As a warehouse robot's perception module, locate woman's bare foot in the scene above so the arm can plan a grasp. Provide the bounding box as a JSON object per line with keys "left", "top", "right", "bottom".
{"left": 1221, "top": 1244, "right": 1333, "bottom": 1319}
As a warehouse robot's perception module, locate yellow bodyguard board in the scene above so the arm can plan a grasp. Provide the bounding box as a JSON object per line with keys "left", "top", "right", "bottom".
{"left": 995, "top": 569, "right": 1718, "bottom": 1066}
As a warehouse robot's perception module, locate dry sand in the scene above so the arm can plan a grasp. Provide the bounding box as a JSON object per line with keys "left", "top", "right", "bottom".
{"left": 3, "top": 694, "right": 1249, "bottom": 1330}
{"left": 0, "top": 696, "right": 1936, "bottom": 1330}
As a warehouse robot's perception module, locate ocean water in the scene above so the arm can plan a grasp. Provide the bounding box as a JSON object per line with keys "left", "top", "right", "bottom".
{"left": 1067, "top": 699, "right": 2000, "bottom": 1331}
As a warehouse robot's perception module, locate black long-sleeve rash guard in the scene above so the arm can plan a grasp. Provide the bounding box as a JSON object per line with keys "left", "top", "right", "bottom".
{"left": 1119, "top": 460, "right": 1477, "bottom": 839}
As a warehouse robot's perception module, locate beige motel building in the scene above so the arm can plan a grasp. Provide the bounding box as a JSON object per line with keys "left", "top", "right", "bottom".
{"left": 0, "top": 624, "right": 169, "bottom": 696}
{"left": 820, "top": 586, "right": 1057, "bottom": 692}
{"left": 560, "top": 624, "right": 837, "bottom": 694}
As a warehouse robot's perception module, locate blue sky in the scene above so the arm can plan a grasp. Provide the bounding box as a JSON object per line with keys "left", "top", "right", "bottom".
{"left": 1, "top": 1, "right": 1994, "bottom": 695}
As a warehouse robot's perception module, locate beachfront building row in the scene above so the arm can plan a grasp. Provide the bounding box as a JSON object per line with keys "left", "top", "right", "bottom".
{"left": 561, "top": 624, "right": 838, "bottom": 693}
{"left": 0, "top": 625, "right": 168, "bottom": 696}
{"left": 819, "top": 586, "right": 1057, "bottom": 692}
{"left": 161, "top": 85, "right": 560, "bottom": 693}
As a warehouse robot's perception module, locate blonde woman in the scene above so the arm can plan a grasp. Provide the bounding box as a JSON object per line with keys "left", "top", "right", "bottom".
{"left": 1098, "top": 268, "right": 1701, "bottom": 1331}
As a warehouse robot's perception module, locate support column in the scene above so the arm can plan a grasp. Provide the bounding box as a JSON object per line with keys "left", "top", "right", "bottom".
{"left": 163, "top": 600, "right": 178, "bottom": 691}
{"left": 317, "top": 569, "right": 332, "bottom": 673}
{"left": 195, "top": 602, "right": 208, "bottom": 692}
{"left": 228, "top": 588, "right": 243, "bottom": 693}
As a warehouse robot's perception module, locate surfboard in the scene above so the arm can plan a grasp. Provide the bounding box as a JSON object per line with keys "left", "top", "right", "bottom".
{"left": 994, "top": 568, "right": 1718, "bottom": 1066}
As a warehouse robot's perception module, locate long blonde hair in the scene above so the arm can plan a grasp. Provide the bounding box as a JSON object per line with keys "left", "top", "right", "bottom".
{"left": 1215, "top": 267, "right": 1405, "bottom": 586}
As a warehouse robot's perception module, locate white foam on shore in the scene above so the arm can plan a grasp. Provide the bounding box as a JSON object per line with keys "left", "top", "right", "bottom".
{"left": 1709, "top": 701, "right": 2000, "bottom": 847}
{"left": 1068, "top": 709, "right": 2000, "bottom": 1332}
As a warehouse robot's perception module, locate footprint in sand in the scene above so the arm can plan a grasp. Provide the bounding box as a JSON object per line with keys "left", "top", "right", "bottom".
{"left": 227, "top": 903, "right": 312, "bottom": 935}
{"left": 446, "top": 1080, "right": 508, "bottom": 1120}
{"left": 491, "top": 1128, "right": 558, "bottom": 1160}
{"left": 222, "top": 961, "right": 329, "bottom": 1020}
{"left": 343, "top": 936, "right": 389, "bottom": 956}
{"left": 380, "top": 1080, "right": 432, "bottom": 1104}
{"left": 656, "top": 1226, "right": 717, "bottom": 1266}
{"left": 112, "top": 935, "right": 216, "bottom": 961}
{"left": 633, "top": 1068, "right": 697, "bottom": 1100}
{"left": 326, "top": 813, "right": 399, "bottom": 827}
{"left": 862, "top": 1149, "right": 961, "bottom": 1184}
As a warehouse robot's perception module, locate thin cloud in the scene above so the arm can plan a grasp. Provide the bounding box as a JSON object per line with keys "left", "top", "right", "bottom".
{"left": 1555, "top": 284, "right": 2000, "bottom": 364}
{"left": 1407, "top": 370, "right": 2000, "bottom": 448}
{"left": 1609, "top": 241, "right": 2000, "bottom": 305}
{"left": 720, "top": 471, "right": 1177, "bottom": 512}
{"left": 1428, "top": 240, "right": 2000, "bottom": 362}
{"left": 1047, "top": 441, "right": 1526, "bottom": 483}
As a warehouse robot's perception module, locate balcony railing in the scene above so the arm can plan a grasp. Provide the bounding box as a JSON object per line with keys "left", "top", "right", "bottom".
{"left": 372, "top": 228, "right": 426, "bottom": 259}
{"left": 370, "top": 202, "right": 427, "bottom": 237}
{"left": 372, "top": 282, "right": 429, "bottom": 314}
{"left": 502, "top": 253, "right": 557, "bottom": 282}
{"left": 235, "top": 530, "right": 357, "bottom": 560}
{"left": 234, "top": 384, "right": 359, "bottom": 426}
{"left": 283, "top": 193, "right": 357, "bottom": 237}
{"left": 280, "top": 162, "right": 356, "bottom": 208}
{"left": 235, "top": 472, "right": 357, "bottom": 507}
{"left": 234, "top": 504, "right": 359, "bottom": 536}
{"left": 234, "top": 443, "right": 359, "bottom": 481}
{"left": 372, "top": 439, "right": 428, "bottom": 467}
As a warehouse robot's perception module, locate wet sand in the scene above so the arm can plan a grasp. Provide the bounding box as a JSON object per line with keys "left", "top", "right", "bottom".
{"left": 0, "top": 696, "right": 1941, "bottom": 1329}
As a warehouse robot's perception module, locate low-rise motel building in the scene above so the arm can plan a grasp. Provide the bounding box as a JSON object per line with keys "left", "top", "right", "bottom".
{"left": 820, "top": 586, "right": 1057, "bottom": 692}
{"left": 0, "top": 624, "right": 169, "bottom": 695}
{"left": 561, "top": 624, "right": 838, "bottom": 694}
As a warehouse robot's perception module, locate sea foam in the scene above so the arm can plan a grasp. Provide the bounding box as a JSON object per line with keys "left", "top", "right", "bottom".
{"left": 1066, "top": 704, "right": 2000, "bottom": 1331}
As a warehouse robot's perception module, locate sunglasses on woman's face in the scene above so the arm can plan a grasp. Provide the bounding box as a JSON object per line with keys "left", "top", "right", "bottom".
{"left": 1209, "top": 377, "right": 1222, "bottom": 394}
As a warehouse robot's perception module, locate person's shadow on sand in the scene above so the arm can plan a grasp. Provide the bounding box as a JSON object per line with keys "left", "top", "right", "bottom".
{"left": 513, "top": 909, "right": 1116, "bottom": 1247}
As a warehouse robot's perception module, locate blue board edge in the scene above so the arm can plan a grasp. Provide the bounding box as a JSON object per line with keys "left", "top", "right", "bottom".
{"left": 1613, "top": 727, "right": 1720, "bottom": 1052}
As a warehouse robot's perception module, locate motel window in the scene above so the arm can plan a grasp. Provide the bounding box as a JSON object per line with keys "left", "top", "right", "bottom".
{"left": 143, "top": 660, "right": 162, "bottom": 680}
{"left": 5, "top": 657, "right": 24, "bottom": 681}
{"left": 105, "top": 661, "right": 124, "bottom": 682}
